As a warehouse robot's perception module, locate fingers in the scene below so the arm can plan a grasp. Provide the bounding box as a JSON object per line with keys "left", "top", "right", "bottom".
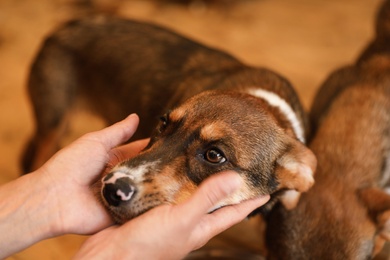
{"left": 177, "top": 171, "right": 270, "bottom": 250}
{"left": 110, "top": 138, "right": 149, "bottom": 160}
{"left": 106, "top": 138, "right": 150, "bottom": 171}
{"left": 87, "top": 114, "right": 140, "bottom": 150}
{"left": 180, "top": 172, "right": 242, "bottom": 221}
{"left": 200, "top": 194, "right": 270, "bottom": 238}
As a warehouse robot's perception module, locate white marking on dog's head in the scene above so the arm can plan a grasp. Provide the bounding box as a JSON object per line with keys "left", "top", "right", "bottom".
{"left": 103, "top": 171, "right": 134, "bottom": 185}
{"left": 105, "top": 161, "right": 159, "bottom": 184}
{"left": 247, "top": 88, "right": 305, "bottom": 143}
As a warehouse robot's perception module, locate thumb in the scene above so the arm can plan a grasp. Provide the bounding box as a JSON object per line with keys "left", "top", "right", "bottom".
{"left": 87, "top": 114, "right": 140, "bottom": 150}
{"left": 180, "top": 171, "right": 242, "bottom": 220}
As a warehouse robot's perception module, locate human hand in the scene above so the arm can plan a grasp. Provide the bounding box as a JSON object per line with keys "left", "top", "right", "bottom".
{"left": 37, "top": 114, "right": 148, "bottom": 236}
{"left": 74, "top": 171, "right": 270, "bottom": 259}
{"left": 0, "top": 114, "right": 150, "bottom": 258}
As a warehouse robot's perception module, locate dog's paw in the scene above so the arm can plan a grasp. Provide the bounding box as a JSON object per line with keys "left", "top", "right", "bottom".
{"left": 280, "top": 190, "right": 301, "bottom": 209}
{"left": 274, "top": 138, "right": 316, "bottom": 209}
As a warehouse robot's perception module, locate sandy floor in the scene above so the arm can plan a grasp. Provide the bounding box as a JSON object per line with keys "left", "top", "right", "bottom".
{"left": 0, "top": 0, "right": 386, "bottom": 259}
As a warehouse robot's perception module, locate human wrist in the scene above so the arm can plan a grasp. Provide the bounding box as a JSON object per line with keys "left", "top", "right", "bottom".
{"left": 0, "top": 170, "right": 61, "bottom": 257}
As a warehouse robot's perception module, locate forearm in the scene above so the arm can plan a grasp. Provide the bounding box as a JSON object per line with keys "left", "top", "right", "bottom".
{"left": 0, "top": 171, "right": 58, "bottom": 258}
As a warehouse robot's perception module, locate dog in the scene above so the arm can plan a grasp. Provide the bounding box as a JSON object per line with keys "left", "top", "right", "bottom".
{"left": 23, "top": 16, "right": 316, "bottom": 223}
{"left": 264, "top": 1, "right": 390, "bottom": 258}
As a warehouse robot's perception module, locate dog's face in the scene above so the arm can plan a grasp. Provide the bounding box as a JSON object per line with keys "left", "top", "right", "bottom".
{"left": 99, "top": 90, "right": 316, "bottom": 223}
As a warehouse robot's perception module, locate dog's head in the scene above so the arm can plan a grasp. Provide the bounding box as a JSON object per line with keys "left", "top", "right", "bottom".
{"left": 99, "top": 90, "right": 316, "bottom": 223}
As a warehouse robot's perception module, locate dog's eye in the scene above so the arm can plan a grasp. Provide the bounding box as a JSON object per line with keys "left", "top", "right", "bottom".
{"left": 160, "top": 115, "right": 168, "bottom": 126}
{"left": 158, "top": 114, "right": 169, "bottom": 133}
{"left": 205, "top": 149, "right": 226, "bottom": 164}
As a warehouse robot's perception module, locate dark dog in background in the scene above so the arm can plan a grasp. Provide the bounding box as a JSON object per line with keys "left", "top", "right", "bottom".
{"left": 265, "top": 1, "right": 390, "bottom": 258}
{"left": 23, "top": 16, "right": 316, "bottom": 223}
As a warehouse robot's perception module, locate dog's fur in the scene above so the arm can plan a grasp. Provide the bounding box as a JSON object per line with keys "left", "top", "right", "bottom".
{"left": 23, "top": 16, "right": 316, "bottom": 223}
{"left": 265, "top": 1, "right": 390, "bottom": 258}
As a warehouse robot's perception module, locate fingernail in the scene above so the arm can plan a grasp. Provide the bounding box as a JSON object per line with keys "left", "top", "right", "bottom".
{"left": 223, "top": 172, "right": 242, "bottom": 194}
{"left": 127, "top": 113, "right": 137, "bottom": 119}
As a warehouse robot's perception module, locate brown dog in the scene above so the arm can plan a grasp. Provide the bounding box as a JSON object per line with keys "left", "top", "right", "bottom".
{"left": 23, "top": 16, "right": 316, "bottom": 223}
{"left": 265, "top": 1, "right": 390, "bottom": 258}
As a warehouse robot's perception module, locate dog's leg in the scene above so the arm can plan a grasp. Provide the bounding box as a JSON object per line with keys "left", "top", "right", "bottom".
{"left": 22, "top": 38, "right": 78, "bottom": 173}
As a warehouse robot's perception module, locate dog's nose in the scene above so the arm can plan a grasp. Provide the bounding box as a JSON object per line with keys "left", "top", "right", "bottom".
{"left": 102, "top": 175, "right": 136, "bottom": 207}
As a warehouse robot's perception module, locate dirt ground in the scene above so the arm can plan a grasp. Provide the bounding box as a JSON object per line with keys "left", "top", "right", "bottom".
{"left": 0, "top": 0, "right": 387, "bottom": 259}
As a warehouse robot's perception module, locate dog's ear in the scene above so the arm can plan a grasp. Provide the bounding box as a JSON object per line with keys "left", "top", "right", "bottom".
{"left": 275, "top": 138, "right": 317, "bottom": 209}
{"left": 358, "top": 187, "right": 390, "bottom": 254}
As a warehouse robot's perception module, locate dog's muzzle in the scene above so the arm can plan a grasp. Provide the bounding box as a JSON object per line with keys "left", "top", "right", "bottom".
{"left": 102, "top": 172, "right": 136, "bottom": 207}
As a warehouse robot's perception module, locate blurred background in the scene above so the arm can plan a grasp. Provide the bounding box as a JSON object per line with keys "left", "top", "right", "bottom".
{"left": 0, "top": 0, "right": 384, "bottom": 259}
